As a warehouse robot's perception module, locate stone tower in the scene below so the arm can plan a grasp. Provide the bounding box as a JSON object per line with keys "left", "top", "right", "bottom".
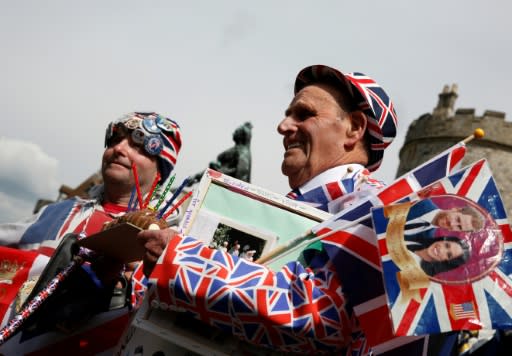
{"left": 396, "top": 84, "right": 512, "bottom": 218}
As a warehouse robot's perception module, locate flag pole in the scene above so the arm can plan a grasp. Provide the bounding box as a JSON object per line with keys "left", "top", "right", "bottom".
{"left": 256, "top": 214, "right": 370, "bottom": 265}
{"left": 257, "top": 128, "right": 485, "bottom": 266}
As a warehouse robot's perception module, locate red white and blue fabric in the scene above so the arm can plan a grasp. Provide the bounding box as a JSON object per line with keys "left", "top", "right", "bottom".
{"left": 371, "top": 159, "right": 512, "bottom": 337}
{"left": 286, "top": 167, "right": 385, "bottom": 213}
{"left": 309, "top": 143, "right": 467, "bottom": 347}
{"left": 294, "top": 65, "right": 398, "bottom": 171}
{"left": 150, "top": 236, "right": 356, "bottom": 353}
{"left": 0, "top": 195, "right": 148, "bottom": 354}
{"left": 149, "top": 167, "right": 389, "bottom": 354}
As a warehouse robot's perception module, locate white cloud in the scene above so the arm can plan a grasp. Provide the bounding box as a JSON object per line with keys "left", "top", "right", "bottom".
{"left": 0, "top": 191, "right": 36, "bottom": 223}
{"left": 0, "top": 137, "right": 60, "bottom": 222}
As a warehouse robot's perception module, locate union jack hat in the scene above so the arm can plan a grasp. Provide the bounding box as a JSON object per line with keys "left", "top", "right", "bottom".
{"left": 294, "top": 65, "right": 398, "bottom": 171}
{"left": 105, "top": 112, "right": 182, "bottom": 184}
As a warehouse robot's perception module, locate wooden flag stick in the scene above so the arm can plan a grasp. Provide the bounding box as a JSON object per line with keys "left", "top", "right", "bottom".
{"left": 256, "top": 214, "right": 369, "bottom": 265}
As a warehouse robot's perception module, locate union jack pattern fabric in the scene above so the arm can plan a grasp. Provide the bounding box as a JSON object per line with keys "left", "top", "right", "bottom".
{"left": 151, "top": 234, "right": 354, "bottom": 353}
{"left": 309, "top": 142, "right": 467, "bottom": 346}
{"left": 343, "top": 72, "right": 398, "bottom": 172}
{"left": 0, "top": 195, "right": 147, "bottom": 354}
{"left": 295, "top": 65, "right": 398, "bottom": 171}
{"left": 312, "top": 142, "right": 467, "bottom": 236}
{"left": 286, "top": 165, "right": 385, "bottom": 213}
{"left": 149, "top": 164, "right": 391, "bottom": 354}
{"left": 371, "top": 159, "right": 512, "bottom": 337}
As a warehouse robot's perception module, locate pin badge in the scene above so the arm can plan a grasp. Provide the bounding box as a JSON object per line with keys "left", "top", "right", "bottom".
{"left": 143, "top": 118, "right": 160, "bottom": 134}
{"left": 156, "top": 116, "right": 177, "bottom": 133}
{"left": 124, "top": 118, "right": 141, "bottom": 130}
{"left": 131, "top": 128, "right": 146, "bottom": 145}
{"left": 144, "top": 135, "right": 163, "bottom": 155}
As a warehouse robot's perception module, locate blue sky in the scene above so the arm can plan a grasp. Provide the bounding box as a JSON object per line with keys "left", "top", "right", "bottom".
{"left": 1, "top": 1, "right": 511, "bottom": 222}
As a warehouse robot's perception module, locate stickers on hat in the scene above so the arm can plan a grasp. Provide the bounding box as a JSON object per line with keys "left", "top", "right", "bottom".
{"left": 142, "top": 118, "right": 160, "bottom": 134}
{"left": 156, "top": 116, "right": 177, "bottom": 133}
{"left": 124, "top": 118, "right": 141, "bottom": 130}
{"left": 131, "top": 128, "right": 146, "bottom": 145}
{"left": 144, "top": 135, "right": 163, "bottom": 155}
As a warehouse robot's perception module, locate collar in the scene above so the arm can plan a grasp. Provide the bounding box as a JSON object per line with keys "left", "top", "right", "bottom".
{"left": 102, "top": 202, "right": 128, "bottom": 215}
{"left": 421, "top": 210, "right": 438, "bottom": 225}
{"left": 296, "top": 164, "right": 366, "bottom": 195}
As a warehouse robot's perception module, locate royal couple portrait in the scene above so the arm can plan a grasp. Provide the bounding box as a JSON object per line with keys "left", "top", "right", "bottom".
{"left": 397, "top": 195, "right": 488, "bottom": 278}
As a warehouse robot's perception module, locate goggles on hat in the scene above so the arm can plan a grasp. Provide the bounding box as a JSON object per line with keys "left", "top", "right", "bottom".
{"left": 104, "top": 112, "right": 179, "bottom": 157}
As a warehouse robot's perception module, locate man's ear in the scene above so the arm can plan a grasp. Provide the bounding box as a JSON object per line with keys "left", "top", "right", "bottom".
{"left": 345, "top": 111, "right": 367, "bottom": 147}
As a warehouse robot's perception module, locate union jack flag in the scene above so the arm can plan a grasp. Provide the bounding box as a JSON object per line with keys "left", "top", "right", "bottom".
{"left": 307, "top": 142, "right": 467, "bottom": 346}
{"left": 371, "top": 159, "right": 512, "bottom": 337}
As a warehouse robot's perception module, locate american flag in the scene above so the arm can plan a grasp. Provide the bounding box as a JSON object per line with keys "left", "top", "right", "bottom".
{"left": 371, "top": 159, "right": 512, "bottom": 337}
{"left": 450, "top": 302, "right": 477, "bottom": 320}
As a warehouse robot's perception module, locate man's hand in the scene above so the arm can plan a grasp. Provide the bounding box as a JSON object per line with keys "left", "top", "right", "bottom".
{"left": 137, "top": 227, "right": 178, "bottom": 277}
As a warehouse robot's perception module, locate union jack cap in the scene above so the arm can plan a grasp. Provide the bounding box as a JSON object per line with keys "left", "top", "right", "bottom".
{"left": 294, "top": 65, "right": 398, "bottom": 171}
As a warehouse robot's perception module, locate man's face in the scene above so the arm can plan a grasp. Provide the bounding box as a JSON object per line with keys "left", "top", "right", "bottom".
{"left": 424, "top": 240, "right": 464, "bottom": 263}
{"left": 434, "top": 209, "right": 475, "bottom": 231}
{"left": 277, "top": 84, "right": 353, "bottom": 189}
{"left": 101, "top": 128, "right": 158, "bottom": 192}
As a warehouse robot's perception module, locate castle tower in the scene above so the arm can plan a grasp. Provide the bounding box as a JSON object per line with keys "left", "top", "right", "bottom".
{"left": 396, "top": 85, "right": 512, "bottom": 218}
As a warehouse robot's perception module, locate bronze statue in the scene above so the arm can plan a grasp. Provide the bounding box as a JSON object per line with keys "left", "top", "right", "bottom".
{"left": 190, "top": 122, "right": 253, "bottom": 185}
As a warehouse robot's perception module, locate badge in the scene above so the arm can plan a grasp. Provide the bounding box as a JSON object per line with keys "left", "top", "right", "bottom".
{"left": 124, "top": 118, "right": 141, "bottom": 130}
{"left": 143, "top": 118, "right": 160, "bottom": 134}
{"left": 156, "top": 116, "right": 177, "bottom": 133}
{"left": 144, "top": 135, "right": 163, "bottom": 155}
{"left": 131, "top": 128, "right": 146, "bottom": 145}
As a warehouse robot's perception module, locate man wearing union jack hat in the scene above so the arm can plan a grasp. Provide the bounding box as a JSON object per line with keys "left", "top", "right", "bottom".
{"left": 139, "top": 65, "right": 403, "bottom": 354}
{"left": 0, "top": 112, "right": 182, "bottom": 354}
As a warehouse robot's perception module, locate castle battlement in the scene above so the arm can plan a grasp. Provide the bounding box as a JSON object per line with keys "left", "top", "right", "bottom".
{"left": 404, "top": 86, "right": 511, "bottom": 149}
{"left": 397, "top": 84, "right": 512, "bottom": 218}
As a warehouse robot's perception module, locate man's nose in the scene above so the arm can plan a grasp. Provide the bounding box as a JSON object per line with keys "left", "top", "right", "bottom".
{"left": 277, "top": 116, "right": 296, "bottom": 135}
{"left": 113, "top": 138, "right": 130, "bottom": 154}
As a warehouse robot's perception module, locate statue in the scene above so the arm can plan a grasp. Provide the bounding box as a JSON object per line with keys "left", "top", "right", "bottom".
{"left": 190, "top": 122, "right": 253, "bottom": 185}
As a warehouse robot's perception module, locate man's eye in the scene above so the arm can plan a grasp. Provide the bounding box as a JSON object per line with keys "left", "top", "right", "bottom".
{"left": 108, "top": 135, "right": 123, "bottom": 146}
{"left": 295, "top": 108, "right": 314, "bottom": 121}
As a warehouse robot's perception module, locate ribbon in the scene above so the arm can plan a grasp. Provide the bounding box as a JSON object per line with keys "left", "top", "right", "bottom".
{"left": 384, "top": 202, "right": 431, "bottom": 302}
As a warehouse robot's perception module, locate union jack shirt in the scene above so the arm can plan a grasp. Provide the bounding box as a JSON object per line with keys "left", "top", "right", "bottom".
{"left": 0, "top": 190, "right": 148, "bottom": 354}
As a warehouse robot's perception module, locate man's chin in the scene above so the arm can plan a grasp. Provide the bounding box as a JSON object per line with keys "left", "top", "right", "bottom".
{"left": 103, "top": 170, "right": 131, "bottom": 185}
